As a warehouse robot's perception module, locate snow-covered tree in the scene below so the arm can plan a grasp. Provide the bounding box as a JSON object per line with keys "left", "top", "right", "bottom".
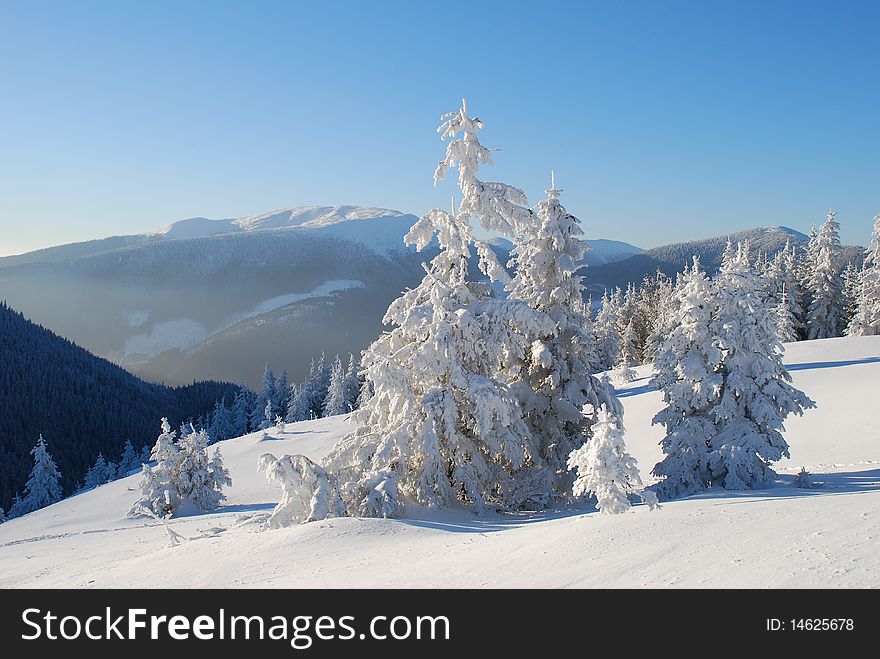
{"left": 505, "top": 174, "right": 621, "bottom": 500}
{"left": 806, "top": 211, "right": 845, "bottom": 339}
{"left": 775, "top": 284, "right": 800, "bottom": 343}
{"left": 300, "top": 356, "right": 331, "bottom": 420}
{"left": 274, "top": 370, "right": 289, "bottom": 418}
{"left": 251, "top": 365, "right": 276, "bottom": 429}
{"left": 176, "top": 429, "right": 230, "bottom": 511}
{"left": 651, "top": 258, "right": 720, "bottom": 498}
{"left": 129, "top": 418, "right": 181, "bottom": 517}
{"left": 208, "top": 396, "right": 236, "bottom": 443}
{"left": 847, "top": 214, "right": 880, "bottom": 336}
{"left": 593, "top": 289, "right": 622, "bottom": 370}
{"left": 118, "top": 439, "right": 140, "bottom": 475}
{"left": 322, "top": 355, "right": 349, "bottom": 417}
{"left": 14, "top": 435, "right": 63, "bottom": 515}
{"left": 230, "top": 386, "right": 252, "bottom": 435}
{"left": 615, "top": 319, "right": 638, "bottom": 383}
{"left": 83, "top": 453, "right": 114, "bottom": 489}
{"left": 710, "top": 242, "right": 816, "bottom": 489}
{"left": 767, "top": 239, "right": 805, "bottom": 338}
{"left": 343, "top": 353, "right": 360, "bottom": 412}
{"left": 260, "top": 399, "right": 273, "bottom": 431}
{"left": 568, "top": 405, "right": 655, "bottom": 514}
{"left": 286, "top": 382, "right": 309, "bottom": 423}
{"left": 0, "top": 507, "right": 6, "bottom": 523}
{"left": 323, "top": 99, "right": 554, "bottom": 517}
{"left": 259, "top": 453, "right": 344, "bottom": 527}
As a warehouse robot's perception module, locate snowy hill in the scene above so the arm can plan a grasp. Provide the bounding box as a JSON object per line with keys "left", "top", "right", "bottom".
{"left": 0, "top": 205, "right": 640, "bottom": 388}
{"left": 1, "top": 336, "right": 878, "bottom": 588}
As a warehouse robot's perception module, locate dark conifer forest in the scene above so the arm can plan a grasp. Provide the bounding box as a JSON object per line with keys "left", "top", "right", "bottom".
{"left": 0, "top": 302, "right": 238, "bottom": 510}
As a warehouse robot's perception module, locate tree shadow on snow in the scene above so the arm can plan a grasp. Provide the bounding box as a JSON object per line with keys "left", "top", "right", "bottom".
{"left": 786, "top": 356, "right": 880, "bottom": 372}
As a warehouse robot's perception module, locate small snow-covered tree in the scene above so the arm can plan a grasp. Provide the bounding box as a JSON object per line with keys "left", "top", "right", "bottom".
{"left": 83, "top": 453, "right": 114, "bottom": 489}
{"left": 274, "top": 370, "right": 289, "bottom": 418}
{"left": 177, "top": 429, "right": 231, "bottom": 511}
{"left": 568, "top": 405, "right": 654, "bottom": 514}
{"left": 806, "top": 211, "right": 845, "bottom": 339}
{"left": 775, "top": 284, "right": 800, "bottom": 343}
{"left": 505, "top": 174, "right": 621, "bottom": 500}
{"left": 343, "top": 353, "right": 360, "bottom": 411}
{"left": 710, "top": 242, "right": 816, "bottom": 489}
{"left": 767, "top": 239, "right": 805, "bottom": 338}
{"left": 251, "top": 365, "right": 276, "bottom": 429}
{"left": 118, "top": 439, "right": 140, "bottom": 475}
{"left": 847, "top": 214, "right": 880, "bottom": 336}
{"left": 651, "top": 258, "right": 720, "bottom": 498}
{"left": 323, "top": 355, "right": 349, "bottom": 417}
{"left": 129, "top": 418, "right": 181, "bottom": 517}
{"left": 615, "top": 319, "right": 638, "bottom": 383}
{"left": 593, "top": 289, "right": 622, "bottom": 370}
{"left": 259, "top": 453, "right": 344, "bottom": 527}
{"left": 230, "top": 386, "right": 252, "bottom": 435}
{"left": 286, "top": 382, "right": 309, "bottom": 422}
{"left": 15, "top": 435, "right": 63, "bottom": 515}
{"left": 208, "top": 396, "right": 236, "bottom": 443}
{"left": 260, "top": 399, "right": 273, "bottom": 431}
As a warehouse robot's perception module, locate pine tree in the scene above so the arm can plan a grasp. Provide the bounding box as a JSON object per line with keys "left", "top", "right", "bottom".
{"left": 323, "top": 355, "right": 350, "bottom": 417}
{"left": 129, "top": 418, "right": 181, "bottom": 517}
{"left": 775, "top": 284, "right": 800, "bottom": 343}
{"left": 208, "top": 396, "right": 235, "bottom": 442}
{"left": 767, "top": 239, "right": 805, "bottom": 338}
{"left": 709, "top": 242, "right": 815, "bottom": 489}
{"left": 806, "top": 211, "right": 845, "bottom": 339}
{"left": 83, "top": 453, "right": 112, "bottom": 489}
{"left": 118, "top": 439, "right": 140, "bottom": 475}
{"left": 251, "top": 365, "right": 276, "bottom": 429}
{"left": 261, "top": 399, "right": 273, "bottom": 430}
{"left": 593, "top": 289, "right": 622, "bottom": 370}
{"left": 324, "top": 99, "right": 553, "bottom": 516}
{"left": 286, "top": 382, "right": 309, "bottom": 422}
{"left": 651, "top": 258, "right": 720, "bottom": 498}
{"left": 15, "top": 435, "right": 63, "bottom": 515}
{"left": 343, "top": 353, "right": 360, "bottom": 412}
{"left": 615, "top": 319, "right": 638, "bottom": 383}
{"left": 847, "top": 214, "right": 880, "bottom": 336}
{"left": 230, "top": 386, "right": 252, "bottom": 435}
{"left": 176, "top": 429, "right": 231, "bottom": 511}
{"left": 505, "top": 173, "right": 621, "bottom": 501}
{"left": 274, "top": 370, "right": 289, "bottom": 419}
{"left": 568, "top": 405, "right": 654, "bottom": 514}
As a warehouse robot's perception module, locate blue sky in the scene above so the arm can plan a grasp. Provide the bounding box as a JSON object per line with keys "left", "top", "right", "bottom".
{"left": 0, "top": 0, "right": 877, "bottom": 256}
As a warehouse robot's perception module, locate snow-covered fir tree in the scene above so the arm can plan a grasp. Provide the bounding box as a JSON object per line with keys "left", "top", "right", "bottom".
{"left": 323, "top": 355, "right": 350, "bottom": 417}
{"left": 806, "top": 211, "right": 845, "bottom": 339}
{"left": 505, "top": 173, "right": 621, "bottom": 501}
{"left": 176, "top": 429, "right": 231, "bottom": 511}
{"left": 775, "top": 284, "right": 800, "bottom": 343}
{"left": 83, "top": 453, "right": 114, "bottom": 490}
{"left": 767, "top": 239, "right": 805, "bottom": 338}
{"left": 847, "top": 214, "right": 880, "bottom": 336}
{"left": 230, "top": 386, "right": 252, "bottom": 435}
{"left": 709, "top": 242, "right": 815, "bottom": 489}
{"left": 615, "top": 319, "right": 639, "bottom": 383}
{"left": 593, "top": 289, "right": 622, "bottom": 370}
{"left": 251, "top": 365, "right": 276, "bottom": 430}
{"left": 13, "top": 435, "right": 63, "bottom": 516}
{"left": 651, "top": 258, "right": 720, "bottom": 498}
{"left": 129, "top": 418, "right": 181, "bottom": 517}
{"left": 261, "top": 399, "right": 273, "bottom": 431}
{"left": 322, "top": 99, "right": 555, "bottom": 516}
{"left": 842, "top": 261, "right": 861, "bottom": 327}
{"left": 343, "top": 353, "right": 360, "bottom": 412}
{"left": 286, "top": 382, "right": 309, "bottom": 423}
{"left": 568, "top": 405, "right": 655, "bottom": 514}
{"left": 274, "top": 370, "right": 289, "bottom": 418}
{"left": 118, "top": 439, "right": 140, "bottom": 475}
{"left": 208, "top": 396, "right": 235, "bottom": 443}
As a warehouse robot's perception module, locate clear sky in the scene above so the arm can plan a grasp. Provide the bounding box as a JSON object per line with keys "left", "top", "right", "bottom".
{"left": 0, "top": 0, "right": 877, "bottom": 256}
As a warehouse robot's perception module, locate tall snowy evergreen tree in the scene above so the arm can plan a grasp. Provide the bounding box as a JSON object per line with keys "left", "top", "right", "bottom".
{"left": 14, "top": 435, "right": 63, "bottom": 516}
{"left": 286, "top": 382, "right": 309, "bottom": 422}
{"left": 230, "top": 386, "right": 252, "bottom": 435}
{"left": 505, "top": 174, "right": 621, "bottom": 501}
{"left": 775, "top": 285, "right": 800, "bottom": 343}
{"left": 176, "top": 429, "right": 231, "bottom": 511}
{"left": 709, "top": 242, "right": 815, "bottom": 489}
{"left": 847, "top": 214, "right": 880, "bottom": 336}
{"left": 593, "top": 289, "right": 622, "bottom": 370}
{"left": 323, "top": 355, "right": 350, "bottom": 417}
{"left": 651, "top": 258, "right": 720, "bottom": 498}
{"left": 83, "top": 453, "right": 114, "bottom": 489}
{"left": 806, "top": 211, "right": 845, "bottom": 339}
{"left": 208, "top": 396, "right": 235, "bottom": 443}
{"left": 274, "top": 370, "right": 289, "bottom": 420}
{"left": 767, "top": 239, "right": 805, "bottom": 338}
{"left": 251, "top": 365, "right": 276, "bottom": 429}
{"left": 343, "top": 353, "right": 360, "bottom": 412}
{"left": 323, "top": 99, "right": 554, "bottom": 516}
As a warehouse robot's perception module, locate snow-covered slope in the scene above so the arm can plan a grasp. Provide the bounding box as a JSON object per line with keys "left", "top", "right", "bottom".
{"left": 1, "top": 339, "right": 877, "bottom": 589}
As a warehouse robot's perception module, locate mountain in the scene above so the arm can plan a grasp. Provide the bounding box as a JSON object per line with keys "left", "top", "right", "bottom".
{"left": 2, "top": 336, "right": 878, "bottom": 587}
{"left": 0, "top": 302, "right": 238, "bottom": 511}
{"left": 0, "top": 205, "right": 640, "bottom": 389}
{"left": 487, "top": 236, "right": 642, "bottom": 267}
{"left": 584, "top": 226, "right": 865, "bottom": 292}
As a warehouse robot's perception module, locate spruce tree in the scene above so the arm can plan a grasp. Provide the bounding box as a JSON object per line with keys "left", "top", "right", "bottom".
{"left": 16, "top": 435, "right": 63, "bottom": 515}
{"left": 806, "top": 211, "right": 845, "bottom": 339}
{"left": 847, "top": 214, "right": 880, "bottom": 336}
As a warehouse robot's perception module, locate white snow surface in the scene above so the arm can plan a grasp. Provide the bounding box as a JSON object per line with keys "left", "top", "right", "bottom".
{"left": 1, "top": 336, "right": 878, "bottom": 588}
